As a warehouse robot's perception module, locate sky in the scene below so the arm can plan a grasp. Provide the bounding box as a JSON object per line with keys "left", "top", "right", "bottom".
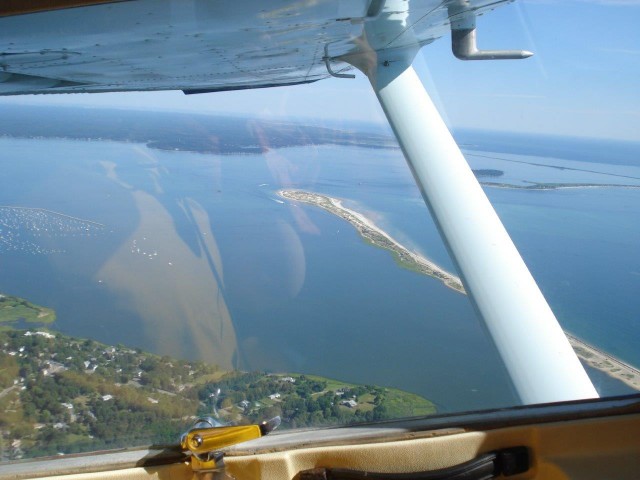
{"left": 1, "top": 0, "right": 639, "bottom": 141}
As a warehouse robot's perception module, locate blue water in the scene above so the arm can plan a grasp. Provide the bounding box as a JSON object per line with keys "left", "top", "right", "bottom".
{"left": 485, "top": 185, "right": 640, "bottom": 368}
{"left": 0, "top": 132, "right": 638, "bottom": 414}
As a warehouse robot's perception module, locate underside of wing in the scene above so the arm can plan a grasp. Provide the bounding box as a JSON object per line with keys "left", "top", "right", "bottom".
{"left": 0, "top": 0, "right": 510, "bottom": 95}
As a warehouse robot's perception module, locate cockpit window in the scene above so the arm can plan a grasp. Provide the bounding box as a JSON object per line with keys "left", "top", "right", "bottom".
{"left": 0, "top": 0, "right": 639, "bottom": 461}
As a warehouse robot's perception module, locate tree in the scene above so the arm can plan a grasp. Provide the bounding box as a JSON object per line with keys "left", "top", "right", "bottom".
{"left": 373, "top": 404, "right": 388, "bottom": 421}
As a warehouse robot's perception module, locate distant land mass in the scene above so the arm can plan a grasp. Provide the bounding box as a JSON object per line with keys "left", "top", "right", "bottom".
{"left": 481, "top": 181, "right": 640, "bottom": 190}
{"left": 3, "top": 105, "right": 639, "bottom": 166}
{"left": 0, "top": 294, "right": 435, "bottom": 460}
{"left": 470, "top": 168, "right": 640, "bottom": 190}
{"left": 0, "top": 105, "right": 398, "bottom": 155}
{"left": 457, "top": 129, "right": 640, "bottom": 168}
{"left": 466, "top": 152, "right": 640, "bottom": 189}
{"left": 472, "top": 169, "right": 504, "bottom": 178}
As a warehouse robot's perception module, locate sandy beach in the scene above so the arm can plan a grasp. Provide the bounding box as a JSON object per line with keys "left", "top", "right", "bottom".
{"left": 567, "top": 333, "right": 640, "bottom": 391}
{"left": 279, "top": 188, "right": 640, "bottom": 392}
{"left": 279, "top": 189, "right": 465, "bottom": 294}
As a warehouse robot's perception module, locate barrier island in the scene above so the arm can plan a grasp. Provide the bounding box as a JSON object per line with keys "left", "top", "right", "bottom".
{"left": 567, "top": 333, "right": 640, "bottom": 391}
{"left": 279, "top": 189, "right": 640, "bottom": 392}
{"left": 278, "top": 190, "right": 465, "bottom": 294}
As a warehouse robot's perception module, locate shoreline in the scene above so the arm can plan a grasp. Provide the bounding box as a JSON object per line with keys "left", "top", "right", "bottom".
{"left": 278, "top": 189, "right": 465, "bottom": 294}
{"left": 566, "top": 333, "right": 640, "bottom": 391}
{"left": 480, "top": 182, "right": 640, "bottom": 191}
{"left": 279, "top": 188, "right": 640, "bottom": 392}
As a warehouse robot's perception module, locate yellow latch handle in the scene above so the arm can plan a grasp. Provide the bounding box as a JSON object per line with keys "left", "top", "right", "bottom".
{"left": 182, "top": 424, "right": 263, "bottom": 454}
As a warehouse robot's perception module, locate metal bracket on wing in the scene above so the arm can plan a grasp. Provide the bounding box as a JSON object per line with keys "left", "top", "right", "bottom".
{"left": 323, "top": 44, "right": 356, "bottom": 79}
{"left": 448, "top": 2, "right": 533, "bottom": 60}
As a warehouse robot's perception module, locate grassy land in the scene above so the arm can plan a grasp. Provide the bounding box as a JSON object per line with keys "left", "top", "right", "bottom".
{"left": 286, "top": 373, "right": 436, "bottom": 418}
{"left": 0, "top": 294, "right": 55, "bottom": 324}
{"left": 382, "top": 388, "right": 437, "bottom": 418}
{"left": 301, "top": 373, "right": 359, "bottom": 391}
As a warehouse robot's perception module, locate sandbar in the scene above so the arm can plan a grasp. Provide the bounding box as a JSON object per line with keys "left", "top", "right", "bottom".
{"left": 279, "top": 189, "right": 465, "bottom": 294}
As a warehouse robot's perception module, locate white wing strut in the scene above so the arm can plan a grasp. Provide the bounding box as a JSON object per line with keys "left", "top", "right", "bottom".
{"left": 362, "top": 59, "right": 597, "bottom": 404}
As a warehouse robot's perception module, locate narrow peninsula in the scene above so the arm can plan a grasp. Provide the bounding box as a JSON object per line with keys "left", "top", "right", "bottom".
{"left": 278, "top": 190, "right": 465, "bottom": 294}
{"left": 567, "top": 333, "right": 640, "bottom": 391}
{"left": 279, "top": 189, "right": 640, "bottom": 392}
{"left": 481, "top": 181, "right": 640, "bottom": 191}
{"left": 0, "top": 293, "right": 56, "bottom": 325}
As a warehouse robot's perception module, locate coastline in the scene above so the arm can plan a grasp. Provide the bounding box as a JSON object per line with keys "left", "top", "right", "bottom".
{"left": 278, "top": 189, "right": 465, "bottom": 294}
{"left": 566, "top": 333, "right": 640, "bottom": 391}
{"left": 480, "top": 182, "right": 640, "bottom": 191}
{"left": 279, "top": 188, "right": 640, "bottom": 392}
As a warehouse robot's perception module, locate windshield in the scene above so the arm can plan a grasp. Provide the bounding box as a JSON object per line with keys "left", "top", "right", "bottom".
{"left": 1, "top": 0, "right": 639, "bottom": 461}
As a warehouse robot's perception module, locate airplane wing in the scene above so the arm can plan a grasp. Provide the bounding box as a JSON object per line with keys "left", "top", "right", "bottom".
{"left": 0, "top": 0, "right": 508, "bottom": 95}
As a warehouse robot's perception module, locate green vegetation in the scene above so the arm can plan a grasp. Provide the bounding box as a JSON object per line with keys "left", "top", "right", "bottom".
{"left": 201, "top": 373, "right": 435, "bottom": 430}
{"left": 0, "top": 298, "right": 436, "bottom": 461}
{"left": 0, "top": 294, "right": 55, "bottom": 325}
{"left": 472, "top": 169, "right": 504, "bottom": 178}
{"left": 0, "top": 329, "right": 211, "bottom": 460}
